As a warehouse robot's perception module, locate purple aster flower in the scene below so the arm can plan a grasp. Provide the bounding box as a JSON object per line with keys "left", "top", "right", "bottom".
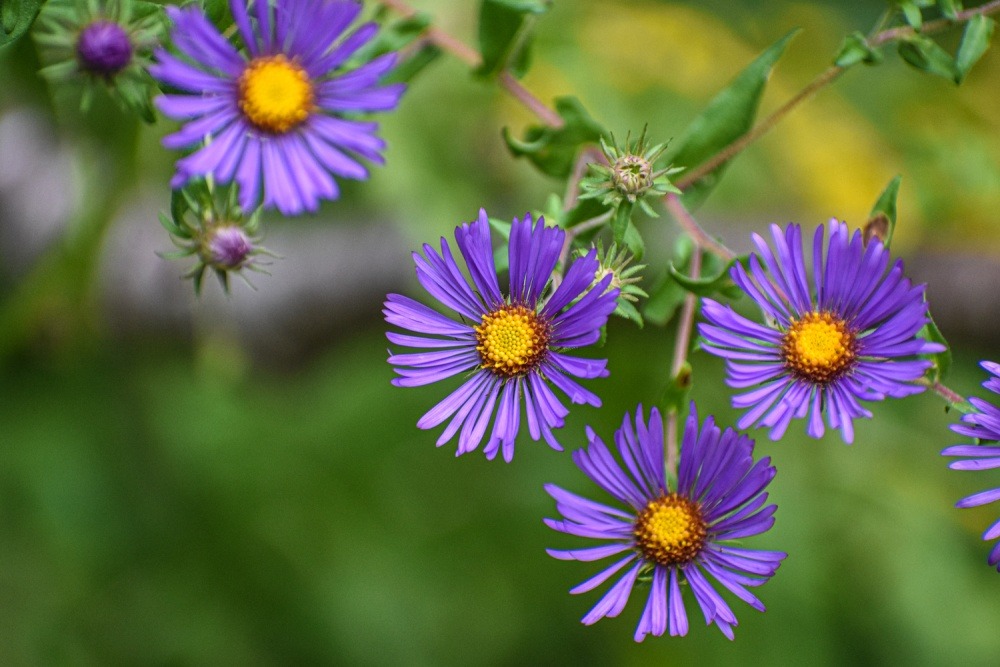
{"left": 384, "top": 210, "right": 619, "bottom": 462}
{"left": 546, "top": 405, "right": 785, "bottom": 640}
{"left": 150, "top": 0, "right": 405, "bottom": 215}
{"left": 699, "top": 219, "right": 944, "bottom": 443}
{"left": 942, "top": 361, "right": 1000, "bottom": 571}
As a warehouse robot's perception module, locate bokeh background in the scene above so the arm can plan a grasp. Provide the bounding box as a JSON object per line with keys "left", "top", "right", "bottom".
{"left": 1, "top": 0, "right": 1000, "bottom": 664}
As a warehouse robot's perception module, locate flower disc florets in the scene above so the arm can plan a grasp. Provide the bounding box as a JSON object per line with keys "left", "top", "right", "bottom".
{"left": 634, "top": 493, "right": 707, "bottom": 566}
{"left": 781, "top": 311, "right": 857, "bottom": 384}
{"left": 475, "top": 304, "right": 550, "bottom": 377}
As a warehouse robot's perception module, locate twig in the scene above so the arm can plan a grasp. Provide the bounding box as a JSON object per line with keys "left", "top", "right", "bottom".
{"left": 665, "top": 241, "right": 702, "bottom": 478}
{"left": 379, "top": 0, "right": 562, "bottom": 127}
{"left": 664, "top": 193, "right": 735, "bottom": 261}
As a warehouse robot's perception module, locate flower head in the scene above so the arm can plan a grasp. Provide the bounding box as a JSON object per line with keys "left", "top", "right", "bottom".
{"left": 151, "top": 0, "right": 405, "bottom": 216}
{"left": 158, "top": 180, "right": 273, "bottom": 294}
{"left": 33, "top": 0, "right": 165, "bottom": 120}
{"left": 580, "top": 127, "right": 681, "bottom": 217}
{"left": 699, "top": 220, "right": 943, "bottom": 443}
{"left": 546, "top": 405, "right": 785, "bottom": 640}
{"left": 384, "top": 210, "right": 619, "bottom": 461}
{"left": 942, "top": 361, "right": 1000, "bottom": 571}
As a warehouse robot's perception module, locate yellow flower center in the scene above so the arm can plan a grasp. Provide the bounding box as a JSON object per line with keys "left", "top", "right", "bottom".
{"left": 634, "top": 493, "right": 707, "bottom": 566}
{"left": 238, "top": 55, "right": 314, "bottom": 134}
{"left": 781, "top": 311, "right": 857, "bottom": 384}
{"left": 474, "top": 304, "right": 549, "bottom": 377}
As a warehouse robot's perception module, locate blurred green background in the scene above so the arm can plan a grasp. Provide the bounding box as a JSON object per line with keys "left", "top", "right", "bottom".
{"left": 1, "top": 0, "right": 1000, "bottom": 664}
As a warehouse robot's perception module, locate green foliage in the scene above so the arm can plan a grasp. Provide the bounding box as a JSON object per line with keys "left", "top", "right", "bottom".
{"left": 864, "top": 174, "right": 902, "bottom": 248}
{"left": 834, "top": 31, "right": 883, "bottom": 67}
{"left": 476, "top": 0, "right": 550, "bottom": 78}
{"left": 667, "top": 30, "right": 798, "bottom": 210}
{"left": 898, "top": 35, "right": 960, "bottom": 81}
{"left": 502, "top": 96, "right": 605, "bottom": 178}
{"left": 354, "top": 8, "right": 442, "bottom": 83}
{"left": 955, "top": 15, "right": 995, "bottom": 84}
{"left": 922, "top": 311, "right": 953, "bottom": 383}
{"left": 938, "top": 0, "right": 962, "bottom": 21}
{"left": 659, "top": 361, "right": 693, "bottom": 415}
{"left": 667, "top": 254, "right": 746, "bottom": 299}
{"left": 0, "top": 0, "right": 44, "bottom": 48}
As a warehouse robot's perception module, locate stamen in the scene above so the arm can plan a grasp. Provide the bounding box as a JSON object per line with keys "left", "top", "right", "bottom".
{"left": 634, "top": 493, "right": 707, "bottom": 566}
{"left": 781, "top": 311, "right": 857, "bottom": 384}
{"left": 475, "top": 304, "right": 549, "bottom": 377}
{"left": 238, "top": 55, "right": 315, "bottom": 134}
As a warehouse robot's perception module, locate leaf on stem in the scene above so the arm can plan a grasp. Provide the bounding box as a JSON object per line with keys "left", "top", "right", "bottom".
{"left": 502, "top": 96, "right": 606, "bottom": 178}
{"left": 660, "top": 361, "right": 693, "bottom": 414}
{"left": 864, "top": 174, "right": 901, "bottom": 248}
{"left": 834, "top": 31, "right": 883, "bottom": 67}
{"left": 476, "top": 0, "right": 550, "bottom": 79}
{"left": 897, "top": 35, "right": 959, "bottom": 82}
{"left": 954, "top": 14, "right": 995, "bottom": 84}
{"left": 920, "top": 310, "right": 952, "bottom": 383}
{"left": 667, "top": 29, "right": 798, "bottom": 210}
{"left": 667, "top": 255, "right": 746, "bottom": 298}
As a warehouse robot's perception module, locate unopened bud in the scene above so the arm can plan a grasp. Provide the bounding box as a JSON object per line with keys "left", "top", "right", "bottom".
{"left": 76, "top": 20, "right": 133, "bottom": 76}
{"left": 611, "top": 154, "right": 654, "bottom": 201}
{"left": 206, "top": 225, "right": 254, "bottom": 269}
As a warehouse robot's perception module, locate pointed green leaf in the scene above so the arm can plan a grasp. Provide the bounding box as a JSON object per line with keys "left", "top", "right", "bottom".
{"left": 623, "top": 220, "right": 644, "bottom": 261}
{"left": 0, "top": 0, "right": 43, "bottom": 48}
{"left": 938, "top": 0, "right": 962, "bottom": 20}
{"left": 955, "top": 15, "right": 994, "bottom": 84}
{"left": 834, "top": 31, "right": 883, "bottom": 67}
{"left": 900, "top": 1, "right": 923, "bottom": 29}
{"left": 667, "top": 30, "right": 798, "bottom": 210}
{"left": 921, "top": 310, "right": 952, "bottom": 382}
{"left": 611, "top": 202, "right": 633, "bottom": 246}
{"left": 502, "top": 96, "right": 606, "bottom": 178}
{"left": 476, "top": 0, "right": 550, "bottom": 78}
{"left": 667, "top": 255, "right": 747, "bottom": 298}
{"left": 898, "top": 35, "right": 959, "bottom": 81}
{"left": 864, "top": 175, "right": 901, "bottom": 248}
{"left": 612, "top": 299, "right": 643, "bottom": 328}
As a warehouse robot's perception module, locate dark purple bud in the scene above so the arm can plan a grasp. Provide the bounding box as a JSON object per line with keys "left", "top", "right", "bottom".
{"left": 207, "top": 226, "right": 254, "bottom": 269}
{"left": 76, "top": 20, "right": 133, "bottom": 76}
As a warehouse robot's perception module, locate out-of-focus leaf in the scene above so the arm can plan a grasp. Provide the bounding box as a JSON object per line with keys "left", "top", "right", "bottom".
{"left": 864, "top": 174, "right": 901, "bottom": 248}
{"left": 0, "top": 0, "right": 43, "bottom": 48}
{"left": 488, "top": 216, "right": 512, "bottom": 240}
{"left": 351, "top": 9, "right": 441, "bottom": 83}
{"left": 622, "top": 220, "right": 644, "bottom": 261}
{"left": 613, "top": 299, "right": 643, "bottom": 328}
{"left": 921, "top": 311, "right": 952, "bottom": 382}
{"left": 502, "top": 96, "right": 605, "bottom": 178}
{"left": 643, "top": 237, "right": 693, "bottom": 326}
{"left": 899, "top": 1, "right": 924, "bottom": 29}
{"left": 938, "top": 0, "right": 962, "bottom": 21}
{"left": 898, "top": 35, "right": 959, "bottom": 81}
{"left": 834, "top": 31, "right": 883, "bottom": 66}
{"left": 476, "top": 0, "right": 550, "bottom": 78}
{"left": 954, "top": 15, "right": 995, "bottom": 84}
{"left": 667, "top": 30, "right": 798, "bottom": 210}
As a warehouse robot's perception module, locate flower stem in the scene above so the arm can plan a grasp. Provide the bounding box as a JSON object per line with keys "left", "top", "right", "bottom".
{"left": 661, "top": 195, "right": 709, "bottom": 477}
{"left": 379, "top": 0, "right": 562, "bottom": 127}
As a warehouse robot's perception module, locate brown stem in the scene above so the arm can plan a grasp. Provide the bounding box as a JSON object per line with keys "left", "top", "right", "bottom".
{"left": 664, "top": 193, "right": 735, "bottom": 261}
{"left": 931, "top": 380, "right": 967, "bottom": 406}
{"left": 379, "top": 0, "right": 562, "bottom": 127}
{"left": 675, "top": 0, "right": 1000, "bottom": 192}
{"left": 665, "top": 245, "right": 702, "bottom": 478}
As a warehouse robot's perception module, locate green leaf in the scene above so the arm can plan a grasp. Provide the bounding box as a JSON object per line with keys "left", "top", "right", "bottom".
{"left": 502, "top": 96, "right": 606, "bottom": 178}
{"left": 613, "top": 299, "right": 643, "bottom": 328}
{"left": 899, "top": 1, "right": 923, "bottom": 29}
{"left": 0, "top": 0, "right": 44, "bottom": 49}
{"left": 622, "top": 220, "right": 645, "bottom": 261}
{"left": 476, "top": 0, "right": 550, "bottom": 78}
{"left": 938, "top": 0, "right": 962, "bottom": 21}
{"left": 897, "top": 35, "right": 959, "bottom": 81}
{"left": 921, "top": 311, "right": 952, "bottom": 382}
{"left": 864, "top": 174, "right": 901, "bottom": 248}
{"left": 954, "top": 15, "right": 995, "bottom": 84}
{"left": 834, "top": 31, "right": 883, "bottom": 67}
{"left": 642, "top": 237, "right": 693, "bottom": 326}
{"left": 667, "top": 30, "right": 798, "bottom": 210}
{"left": 488, "top": 216, "right": 512, "bottom": 240}
{"left": 611, "top": 201, "right": 633, "bottom": 246}
{"left": 667, "top": 255, "right": 746, "bottom": 298}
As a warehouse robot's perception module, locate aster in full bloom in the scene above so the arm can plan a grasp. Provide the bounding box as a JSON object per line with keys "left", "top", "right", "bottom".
{"left": 384, "top": 210, "right": 619, "bottom": 462}
{"left": 546, "top": 405, "right": 785, "bottom": 640}
{"left": 699, "top": 219, "right": 944, "bottom": 443}
{"left": 33, "top": 0, "right": 166, "bottom": 120}
{"left": 942, "top": 361, "right": 1000, "bottom": 571}
{"left": 150, "top": 0, "right": 405, "bottom": 215}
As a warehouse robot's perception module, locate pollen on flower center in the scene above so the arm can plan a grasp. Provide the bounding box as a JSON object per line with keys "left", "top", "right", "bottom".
{"left": 634, "top": 493, "right": 707, "bottom": 566}
{"left": 475, "top": 304, "right": 549, "bottom": 377}
{"left": 238, "top": 55, "right": 314, "bottom": 134}
{"left": 781, "top": 311, "right": 857, "bottom": 384}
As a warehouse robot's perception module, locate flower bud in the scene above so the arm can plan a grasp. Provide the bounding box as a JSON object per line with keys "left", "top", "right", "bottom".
{"left": 611, "top": 154, "right": 654, "bottom": 201}
{"left": 76, "top": 20, "right": 133, "bottom": 76}
{"left": 206, "top": 225, "right": 254, "bottom": 270}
